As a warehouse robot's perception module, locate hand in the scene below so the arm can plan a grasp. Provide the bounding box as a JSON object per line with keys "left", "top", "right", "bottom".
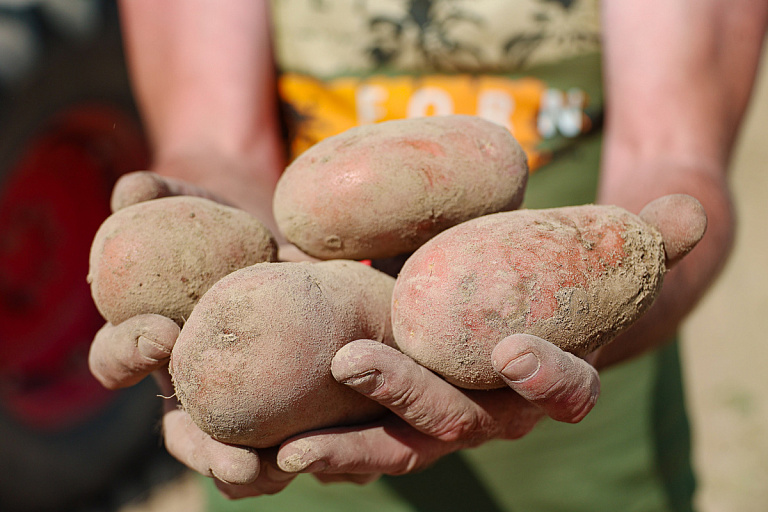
{"left": 90, "top": 171, "right": 595, "bottom": 491}
{"left": 272, "top": 193, "right": 708, "bottom": 482}
{"left": 88, "top": 312, "right": 300, "bottom": 497}
{"left": 277, "top": 199, "right": 698, "bottom": 481}
{"left": 88, "top": 169, "right": 306, "bottom": 497}
{"left": 276, "top": 334, "right": 599, "bottom": 479}
{"left": 110, "top": 153, "right": 282, "bottom": 239}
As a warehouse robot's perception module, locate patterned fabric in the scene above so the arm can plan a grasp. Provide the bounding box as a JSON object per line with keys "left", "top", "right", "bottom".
{"left": 270, "top": 0, "right": 602, "bottom": 171}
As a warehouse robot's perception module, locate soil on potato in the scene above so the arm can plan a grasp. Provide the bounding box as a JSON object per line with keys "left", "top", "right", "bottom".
{"left": 169, "top": 261, "right": 395, "bottom": 449}
{"left": 392, "top": 205, "right": 665, "bottom": 389}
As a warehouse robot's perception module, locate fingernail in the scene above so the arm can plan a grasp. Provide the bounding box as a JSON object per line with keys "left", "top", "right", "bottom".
{"left": 138, "top": 335, "right": 171, "bottom": 361}
{"left": 339, "top": 369, "right": 383, "bottom": 395}
{"left": 280, "top": 453, "right": 327, "bottom": 473}
{"left": 500, "top": 352, "right": 540, "bottom": 382}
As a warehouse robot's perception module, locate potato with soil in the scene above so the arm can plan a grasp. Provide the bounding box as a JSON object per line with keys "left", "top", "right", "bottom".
{"left": 273, "top": 115, "right": 528, "bottom": 260}
{"left": 170, "top": 260, "right": 396, "bottom": 449}
{"left": 88, "top": 196, "right": 277, "bottom": 326}
{"left": 391, "top": 195, "right": 707, "bottom": 389}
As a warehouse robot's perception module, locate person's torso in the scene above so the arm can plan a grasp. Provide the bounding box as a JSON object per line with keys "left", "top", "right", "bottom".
{"left": 270, "top": 0, "right": 603, "bottom": 187}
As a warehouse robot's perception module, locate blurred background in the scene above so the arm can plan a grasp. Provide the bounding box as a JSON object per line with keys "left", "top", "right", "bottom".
{"left": 0, "top": 2, "right": 765, "bottom": 511}
{"left": 0, "top": 2, "right": 182, "bottom": 511}
{"left": 681, "top": 44, "right": 768, "bottom": 511}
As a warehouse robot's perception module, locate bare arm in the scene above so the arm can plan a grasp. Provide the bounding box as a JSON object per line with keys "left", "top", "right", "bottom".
{"left": 592, "top": 0, "right": 768, "bottom": 368}
{"left": 118, "top": 0, "right": 285, "bottom": 231}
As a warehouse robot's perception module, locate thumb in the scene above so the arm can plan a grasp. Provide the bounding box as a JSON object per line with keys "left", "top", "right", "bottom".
{"left": 111, "top": 171, "right": 232, "bottom": 212}
{"left": 639, "top": 194, "right": 708, "bottom": 267}
{"left": 492, "top": 334, "right": 600, "bottom": 424}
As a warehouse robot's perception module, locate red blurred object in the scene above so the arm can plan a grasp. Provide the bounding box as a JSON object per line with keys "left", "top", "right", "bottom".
{"left": 0, "top": 104, "right": 149, "bottom": 430}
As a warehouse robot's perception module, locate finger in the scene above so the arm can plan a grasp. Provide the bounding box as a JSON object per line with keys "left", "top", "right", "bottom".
{"left": 277, "top": 243, "right": 320, "bottom": 263}
{"left": 277, "top": 417, "right": 450, "bottom": 475}
{"left": 162, "top": 406, "right": 261, "bottom": 486}
{"left": 111, "top": 171, "right": 232, "bottom": 212}
{"left": 214, "top": 475, "right": 294, "bottom": 499}
{"left": 331, "top": 339, "right": 500, "bottom": 444}
{"left": 88, "top": 314, "right": 179, "bottom": 389}
{"left": 639, "top": 194, "right": 707, "bottom": 267}
{"left": 492, "top": 334, "right": 600, "bottom": 424}
{"left": 212, "top": 449, "right": 296, "bottom": 498}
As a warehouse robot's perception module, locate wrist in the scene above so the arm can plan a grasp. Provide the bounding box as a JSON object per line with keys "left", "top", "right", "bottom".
{"left": 598, "top": 141, "right": 728, "bottom": 212}
{"left": 150, "top": 139, "right": 286, "bottom": 235}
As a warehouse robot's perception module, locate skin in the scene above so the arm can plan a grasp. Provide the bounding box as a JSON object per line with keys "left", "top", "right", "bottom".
{"left": 89, "top": 0, "right": 768, "bottom": 498}
{"left": 591, "top": 0, "right": 767, "bottom": 368}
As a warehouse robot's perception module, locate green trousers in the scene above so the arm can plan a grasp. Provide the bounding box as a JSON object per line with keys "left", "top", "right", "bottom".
{"left": 203, "top": 341, "right": 695, "bottom": 512}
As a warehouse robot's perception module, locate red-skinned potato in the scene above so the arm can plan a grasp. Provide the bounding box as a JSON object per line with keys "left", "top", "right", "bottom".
{"left": 88, "top": 196, "right": 277, "bottom": 326}
{"left": 391, "top": 195, "right": 707, "bottom": 389}
{"left": 273, "top": 115, "right": 528, "bottom": 260}
{"left": 169, "top": 260, "right": 395, "bottom": 449}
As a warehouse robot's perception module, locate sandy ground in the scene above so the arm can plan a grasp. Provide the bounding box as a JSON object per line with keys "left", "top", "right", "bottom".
{"left": 681, "top": 52, "right": 768, "bottom": 512}
{"left": 119, "top": 57, "right": 768, "bottom": 512}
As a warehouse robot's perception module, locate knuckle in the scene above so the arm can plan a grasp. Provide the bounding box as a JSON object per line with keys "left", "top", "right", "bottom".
{"left": 551, "top": 379, "right": 578, "bottom": 405}
{"left": 372, "top": 379, "right": 419, "bottom": 410}
{"left": 429, "top": 409, "right": 497, "bottom": 445}
{"left": 561, "top": 381, "right": 600, "bottom": 424}
{"left": 501, "top": 408, "right": 543, "bottom": 440}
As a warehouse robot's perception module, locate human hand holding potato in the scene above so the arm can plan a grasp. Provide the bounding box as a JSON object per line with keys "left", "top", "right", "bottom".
{"left": 87, "top": 116, "right": 531, "bottom": 496}
{"left": 86, "top": 174, "right": 291, "bottom": 493}
{"left": 270, "top": 193, "right": 706, "bottom": 480}
{"left": 90, "top": 115, "right": 530, "bottom": 405}
{"left": 175, "top": 118, "right": 702, "bottom": 486}
{"left": 86, "top": 117, "right": 707, "bottom": 497}
{"left": 274, "top": 333, "right": 599, "bottom": 480}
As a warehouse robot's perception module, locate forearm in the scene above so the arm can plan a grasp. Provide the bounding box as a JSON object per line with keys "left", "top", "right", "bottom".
{"left": 591, "top": 0, "right": 767, "bottom": 368}
{"left": 592, "top": 151, "right": 735, "bottom": 369}
{"left": 118, "top": 0, "right": 285, "bottom": 215}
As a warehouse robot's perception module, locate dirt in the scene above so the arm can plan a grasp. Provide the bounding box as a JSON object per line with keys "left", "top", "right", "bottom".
{"left": 170, "top": 260, "right": 394, "bottom": 448}
{"left": 391, "top": 205, "right": 665, "bottom": 389}
{"left": 273, "top": 116, "right": 528, "bottom": 260}
{"left": 89, "top": 196, "right": 277, "bottom": 325}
